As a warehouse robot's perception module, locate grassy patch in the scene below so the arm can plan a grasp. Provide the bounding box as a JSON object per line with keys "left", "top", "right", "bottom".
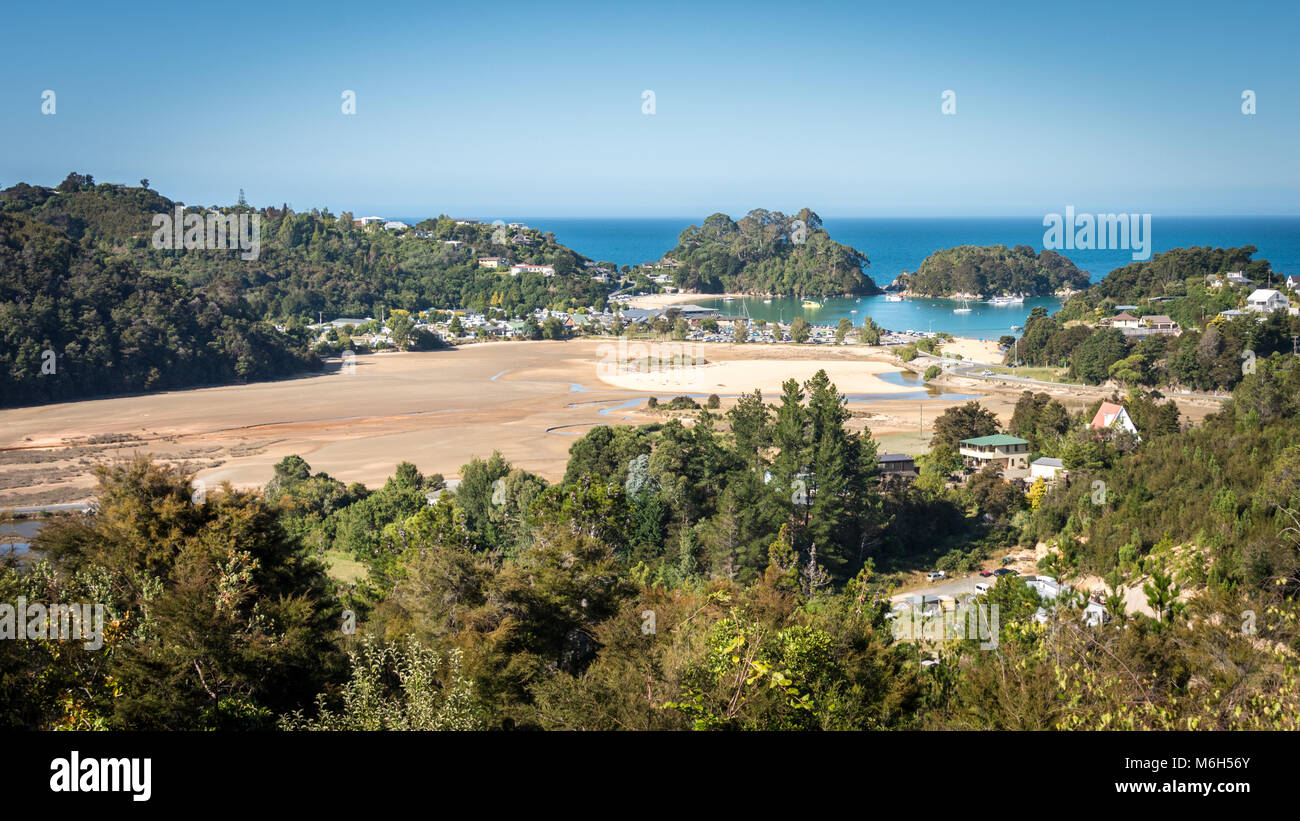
{"left": 990, "top": 366, "right": 1070, "bottom": 383}
{"left": 322, "top": 548, "right": 368, "bottom": 584}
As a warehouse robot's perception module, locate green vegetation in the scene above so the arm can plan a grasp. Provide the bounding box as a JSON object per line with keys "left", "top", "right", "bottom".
{"left": 1091, "top": 246, "right": 1272, "bottom": 303}
{"left": 0, "top": 175, "right": 612, "bottom": 407}
{"left": 900, "top": 244, "right": 1089, "bottom": 297}
{"left": 667, "top": 209, "right": 879, "bottom": 296}
{"left": 7, "top": 361, "right": 1300, "bottom": 730}
{"left": 1015, "top": 301, "right": 1296, "bottom": 391}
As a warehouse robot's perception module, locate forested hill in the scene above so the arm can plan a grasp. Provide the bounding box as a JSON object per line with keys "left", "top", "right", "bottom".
{"left": 1091, "top": 246, "right": 1272, "bottom": 302}
{"left": 0, "top": 174, "right": 611, "bottom": 321}
{"left": 664, "top": 209, "right": 879, "bottom": 296}
{"left": 0, "top": 173, "right": 613, "bottom": 407}
{"left": 0, "top": 208, "right": 320, "bottom": 407}
{"left": 898, "top": 244, "right": 1090, "bottom": 297}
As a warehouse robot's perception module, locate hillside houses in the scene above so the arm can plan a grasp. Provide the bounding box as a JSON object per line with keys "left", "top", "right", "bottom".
{"left": 1030, "top": 457, "right": 1066, "bottom": 483}
{"left": 509, "top": 263, "right": 556, "bottom": 277}
{"left": 1207, "top": 271, "right": 1254, "bottom": 289}
{"left": 1090, "top": 402, "right": 1139, "bottom": 438}
{"left": 1099, "top": 310, "right": 1180, "bottom": 337}
{"left": 1246, "top": 288, "right": 1289, "bottom": 314}
{"left": 958, "top": 434, "right": 1030, "bottom": 471}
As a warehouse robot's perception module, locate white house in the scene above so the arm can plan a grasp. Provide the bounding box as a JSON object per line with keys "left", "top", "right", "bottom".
{"left": 509, "top": 263, "right": 556, "bottom": 277}
{"left": 1024, "top": 575, "right": 1069, "bottom": 600}
{"left": 1030, "top": 457, "right": 1065, "bottom": 483}
{"left": 1139, "top": 314, "right": 1179, "bottom": 335}
{"left": 1082, "top": 601, "right": 1110, "bottom": 627}
{"left": 1110, "top": 311, "right": 1140, "bottom": 329}
{"left": 1226, "top": 271, "right": 1253, "bottom": 287}
{"left": 1090, "top": 402, "right": 1138, "bottom": 438}
{"left": 383, "top": 220, "right": 409, "bottom": 231}
{"left": 1246, "top": 288, "right": 1288, "bottom": 314}
{"left": 1286, "top": 275, "right": 1300, "bottom": 291}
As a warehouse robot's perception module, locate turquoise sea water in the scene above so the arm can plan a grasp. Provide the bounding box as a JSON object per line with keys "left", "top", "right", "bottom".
{"left": 693, "top": 294, "right": 1060, "bottom": 340}
{"left": 527, "top": 215, "right": 1300, "bottom": 336}
{"left": 386, "top": 215, "right": 1300, "bottom": 336}
{"left": 515, "top": 216, "right": 1300, "bottom": 284}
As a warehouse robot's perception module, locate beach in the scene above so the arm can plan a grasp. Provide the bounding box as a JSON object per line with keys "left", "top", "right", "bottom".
{"left": 620, "top": 292, "right": 746, "bottom": 309}
{"left": 0, "top": 336, "right": 1220, "bottom": 507}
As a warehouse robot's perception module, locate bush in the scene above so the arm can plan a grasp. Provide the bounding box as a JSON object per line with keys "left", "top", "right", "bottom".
{"left": 706, "top": 394, "right": 720, "bottom": 409}
{"left": 924, "top": 365, "right": 942, "bottom": 380}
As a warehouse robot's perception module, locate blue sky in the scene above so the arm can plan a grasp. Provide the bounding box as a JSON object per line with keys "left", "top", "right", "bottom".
{"left": 2, "top": 0, "right": 1297, "bottom": 216}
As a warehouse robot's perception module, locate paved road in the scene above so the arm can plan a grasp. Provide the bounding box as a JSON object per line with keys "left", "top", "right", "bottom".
{"left": 0, "top": 503, "right": 92, "bottom": 515}
{"left": 890, "top": 573, "right": 986, "bottom": 603}
{"left": 918, "top": 353, "right": 1230, "bottom": 402}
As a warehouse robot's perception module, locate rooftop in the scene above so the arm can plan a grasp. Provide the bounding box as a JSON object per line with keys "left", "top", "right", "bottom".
{"left": 960, "top": 434, "right": 1028, "bottom": 447}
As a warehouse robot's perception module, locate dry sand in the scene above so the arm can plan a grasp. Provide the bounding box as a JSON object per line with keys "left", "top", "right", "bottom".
{"left": 939, "top": 337, "right": 1003, "bottom": 363}
{"left": 621, "top": 292, "right": 743, "bottom": 309}
{"left": 594, "top": 340, "right": 914, "bottom": 395}
{"left": 0, "top": 337, "right": 1224, "bottom": 506}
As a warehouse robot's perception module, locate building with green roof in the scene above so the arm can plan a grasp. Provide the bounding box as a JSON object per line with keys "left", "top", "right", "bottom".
{"left": 958, "top": 434, "right": 1030, "bottom": 471}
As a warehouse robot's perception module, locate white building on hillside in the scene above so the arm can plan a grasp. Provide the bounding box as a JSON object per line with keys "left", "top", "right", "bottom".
{"left": 1246, "top": 288, "right": 1288, "bottom": 314}
{"left": 1030, "top": 457, "right": 1065, "bottom": 483}
{"left": 1090, "top": 402, "right": 1139, "bottom": 438}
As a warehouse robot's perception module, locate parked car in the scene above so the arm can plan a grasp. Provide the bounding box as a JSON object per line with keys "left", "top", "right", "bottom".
{"left": 979, "top": 570, "right": 995, "bottom": 577}
{"left": 974, "top": 582, "right": 991, "bottom": 594}
{"left": 926, "top": 571, "right": 946, "bottom": 582}
{"left": 993, "top": 568, "right": 1017, "bottom": 577}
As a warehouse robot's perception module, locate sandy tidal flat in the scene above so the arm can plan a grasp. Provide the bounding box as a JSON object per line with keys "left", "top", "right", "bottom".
{"left": 0, "top": 339, "right": 975, "bottom": 505}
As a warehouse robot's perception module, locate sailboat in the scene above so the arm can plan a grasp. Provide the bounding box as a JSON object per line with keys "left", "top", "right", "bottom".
{"left": 953, "top": 298, "right": 972, "bottom": 314}
{"left": 885, "top": 293, "right": 904, "bottom": 302}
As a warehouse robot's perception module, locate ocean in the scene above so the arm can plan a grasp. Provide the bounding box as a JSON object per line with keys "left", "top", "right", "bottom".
{"left": 387, "top": 215, "right": 1300, "bottom": 338}
{"left": 515, "top": 216, "right": 1300, "bottom": 284}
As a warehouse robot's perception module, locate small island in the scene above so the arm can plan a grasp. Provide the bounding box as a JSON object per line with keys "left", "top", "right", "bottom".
{"left": 895, "top": 244, "right": 1090, "bottom": 298}
{"left": 662, "top": 208, "right": 880, "bottom": 297}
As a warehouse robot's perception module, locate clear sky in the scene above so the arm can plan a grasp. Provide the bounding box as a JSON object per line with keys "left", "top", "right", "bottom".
{"left": 2, "top": 0, "right": 1297, "bottom": 216}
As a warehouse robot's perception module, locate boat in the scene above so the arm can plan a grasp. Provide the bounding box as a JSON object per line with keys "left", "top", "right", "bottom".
{"left": 762, "top": 298, "right": 772, "bottom": 304}
{"left": 802, "top": 299, "right": 821, "bottom": 309}
{"left": 850, "top": 309, "right": 857, "bottom": 314}
{"left": 953, "top": 299, "right": 972, "bottom": 314}
{"left": 723, "top": 296, "right": 735, "bottom": 302}
{"left": 885, "top": 294, "right": 905, "bottom": 302}
{"left": 988, "top": 294, "right": 1025, "bottom": 306}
